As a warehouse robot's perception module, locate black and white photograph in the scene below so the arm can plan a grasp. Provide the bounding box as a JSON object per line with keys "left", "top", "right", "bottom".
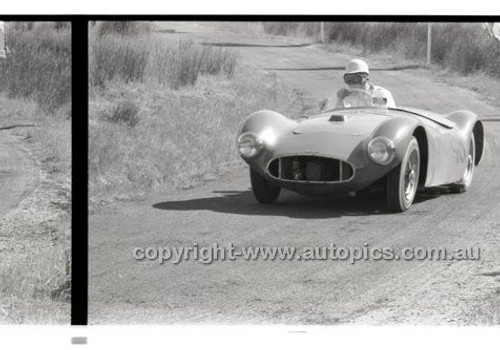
{"left": 0, "top": 20, "right": 71, "bottom": 324}
{"left": 88, "top": 21, "right": 499, "bottom": 325}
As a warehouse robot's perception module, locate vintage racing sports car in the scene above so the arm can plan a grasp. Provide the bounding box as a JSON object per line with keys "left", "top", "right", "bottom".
{"left": 236, "top": 89, "right": 484, "bottom": 212}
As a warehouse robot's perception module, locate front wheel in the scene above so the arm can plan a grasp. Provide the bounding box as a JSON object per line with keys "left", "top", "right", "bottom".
{"left": 449, "top": 134, "right": 475, "bottom": 194}
{"left": 386, "top": 137, "right": 420, "bottom": 213}
{"left": 250, "top": 169, "right": 281, "bottom": 204}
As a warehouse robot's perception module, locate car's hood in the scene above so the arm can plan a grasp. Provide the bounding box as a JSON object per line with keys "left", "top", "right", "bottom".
{"left": 292, "top": 111, "right": 391, "bottom": 136}
{"left": 271, "top": 131, "right": 364, "bottom": 161}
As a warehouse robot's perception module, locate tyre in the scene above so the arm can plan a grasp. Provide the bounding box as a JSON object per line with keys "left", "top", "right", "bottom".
{"left": 449, "top": 134, "right": 475, "bottom": 194}
{"left": 387, "top": 137, "right": 420, "bottom": 212}
{"left": 250, "top": 168, "right": 281, "bottom": 204}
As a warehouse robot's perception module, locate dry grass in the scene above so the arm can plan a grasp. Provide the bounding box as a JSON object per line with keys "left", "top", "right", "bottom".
{"left": 430, "top": 68, "right": 500, "bottom": 111}
{"left": 89, "top": 70, "right": 284, "bottom": 206}
{"left": 0, "top": 240, "right": 70, "bottom": 323}
{"left": 0, "top": 96, "right": 71, "bottom": 324}
{"left": 0, "top": 22, "right": 71, "bottom": 175}
{"left": 0, "top": 98, "right": 71, "bottom": 177}
{"left": 89, "top": 34, "right": 150, "bottom": 87}
{"left": 94, "top": 21, "right": 152, "bottom": 37}
{"left": 89, "top": 23, "right": 286, "bottom": 207}
{"left": 262, "top": 22, "right": 324, "bottom": 39}
{"left": 470, "top": 289, "right": 500, "bottom": 325}
{"left": 89, "top": 25, "right": 239, "bottom": 89}
{"left": 158, "top": 40, "right": 239, "bottom": 89}
{"left": 99, "top": 99, "right": 140, "bottom": 127}
{"left": 0, "top": 22, "right": 71, "bottom": 112}
{"left": 0, "top": 22, "right": 71, "bottom": 324}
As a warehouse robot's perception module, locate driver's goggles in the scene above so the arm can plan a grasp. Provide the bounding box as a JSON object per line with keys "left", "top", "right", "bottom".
{"left": 344, "top": 73, "right": 368, "bottom": 85}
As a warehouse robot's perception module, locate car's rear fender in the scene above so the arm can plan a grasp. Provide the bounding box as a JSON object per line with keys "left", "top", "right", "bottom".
{"left": 446, "top": 110, "right": 484, "bottom": 165}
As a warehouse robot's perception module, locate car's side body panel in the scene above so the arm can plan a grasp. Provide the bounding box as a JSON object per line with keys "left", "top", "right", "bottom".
{"left": 419, "top": 117, "right": 468, "bottom": 186}
{"left": 238, "top": 106, "right": 481, "bottom": 196}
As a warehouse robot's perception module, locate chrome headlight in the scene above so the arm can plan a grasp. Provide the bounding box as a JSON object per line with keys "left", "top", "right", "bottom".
{"left": 237, "top": 132, "right": 264, "bottom": 158}
{"left": 367, "top": 136, "right": 395, "bottom": 165}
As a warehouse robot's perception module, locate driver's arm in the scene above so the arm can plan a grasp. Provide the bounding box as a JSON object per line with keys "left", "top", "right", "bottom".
{"left": 373, "top": 86, "right": 396, "bottom": 108}
{"left": 335, "top": 88, "right": 350, "bottom": 108}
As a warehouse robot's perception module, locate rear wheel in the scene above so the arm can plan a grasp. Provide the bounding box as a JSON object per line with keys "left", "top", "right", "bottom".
{"left": 250, "top": 168, "right": 281, "bottom": 204}
{"left": 387, "top": 137, "right": 420, "bottom": 212}
{"left": 449, "top": 134, "right": 475, "bottom": 193}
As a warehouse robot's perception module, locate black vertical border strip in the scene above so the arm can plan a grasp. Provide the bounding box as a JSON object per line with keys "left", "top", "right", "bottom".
{"left": 71, "top": 16, "right": 88, "bottom": 325}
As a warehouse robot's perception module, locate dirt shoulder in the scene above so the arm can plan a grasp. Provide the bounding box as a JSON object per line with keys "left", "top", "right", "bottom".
{"left": 0, "top": 123, "right": 71, "bottom": 324}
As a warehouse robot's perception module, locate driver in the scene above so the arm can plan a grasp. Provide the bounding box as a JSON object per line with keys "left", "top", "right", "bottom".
{"left": 325, "top": 59, "right": 396, "bottom": 109}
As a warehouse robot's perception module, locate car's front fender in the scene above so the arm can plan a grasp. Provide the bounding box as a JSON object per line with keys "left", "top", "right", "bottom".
{"left": 370, "top": 115, "right": 422, "bottom": 163}
{"left": 238, "top": 110, "right": 296, "bottom": 138}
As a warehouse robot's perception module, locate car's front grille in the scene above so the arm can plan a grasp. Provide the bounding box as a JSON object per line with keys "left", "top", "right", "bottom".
{"left": 268, "top": 155, "right": 354, "bottom": 182}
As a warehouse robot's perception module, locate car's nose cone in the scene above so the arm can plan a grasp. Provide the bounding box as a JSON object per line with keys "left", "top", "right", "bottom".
{"left": 272, "top": 132, "right": 364, "bottom": 160}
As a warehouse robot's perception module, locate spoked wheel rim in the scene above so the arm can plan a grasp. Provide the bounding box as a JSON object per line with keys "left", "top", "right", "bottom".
{"left": 387, "top": 137, "right": 420, "bottom": 212}
{"left": 403, "top": 148, "right": 420, "bottom": 205}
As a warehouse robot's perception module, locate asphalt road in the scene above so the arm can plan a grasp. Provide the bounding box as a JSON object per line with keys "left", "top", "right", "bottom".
{"left": 90, "top": 23, "right": 500, "bottom": 324}
{"left": 0, "top": 132, "right": 38, "bottom": 222}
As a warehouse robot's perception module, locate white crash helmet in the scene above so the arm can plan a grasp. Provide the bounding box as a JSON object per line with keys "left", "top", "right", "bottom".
{"left": 344, "top": 59, "right": 369, "bottom": 76}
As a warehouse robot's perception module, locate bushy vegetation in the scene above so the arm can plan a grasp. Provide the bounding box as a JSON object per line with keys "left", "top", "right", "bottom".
{"left": 262, "top": 22, "right": 322, "bottom": 38}
{"left": 93, "top": 21, "right": 152, "bottom": 37}
{"left": 262, "top": 22, "right": 500, "bottom": 78}
{"left": 89, "top": 22, "right": 285, "bottom": 206}
{"left": 90, "top": 34, "right": 150, "bottom": 87}
{"left": 99, "top": 99, "right": 140, "bottom": 128}
{"left": 0, "top": 22, "right": 71, "bottom": 112}
{"left": 89, "top": 22, "right": 238, "bottom": 90}
{"left": 0, "top": 22, "right": 71, "bottom": 174}
{"left": 158, "top": 40, "right": 238, "bottom": 89}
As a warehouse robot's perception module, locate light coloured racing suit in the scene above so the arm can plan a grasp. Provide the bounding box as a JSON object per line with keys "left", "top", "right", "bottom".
{"left": 323, "top": 83, "right": 396, "bottom": 111}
